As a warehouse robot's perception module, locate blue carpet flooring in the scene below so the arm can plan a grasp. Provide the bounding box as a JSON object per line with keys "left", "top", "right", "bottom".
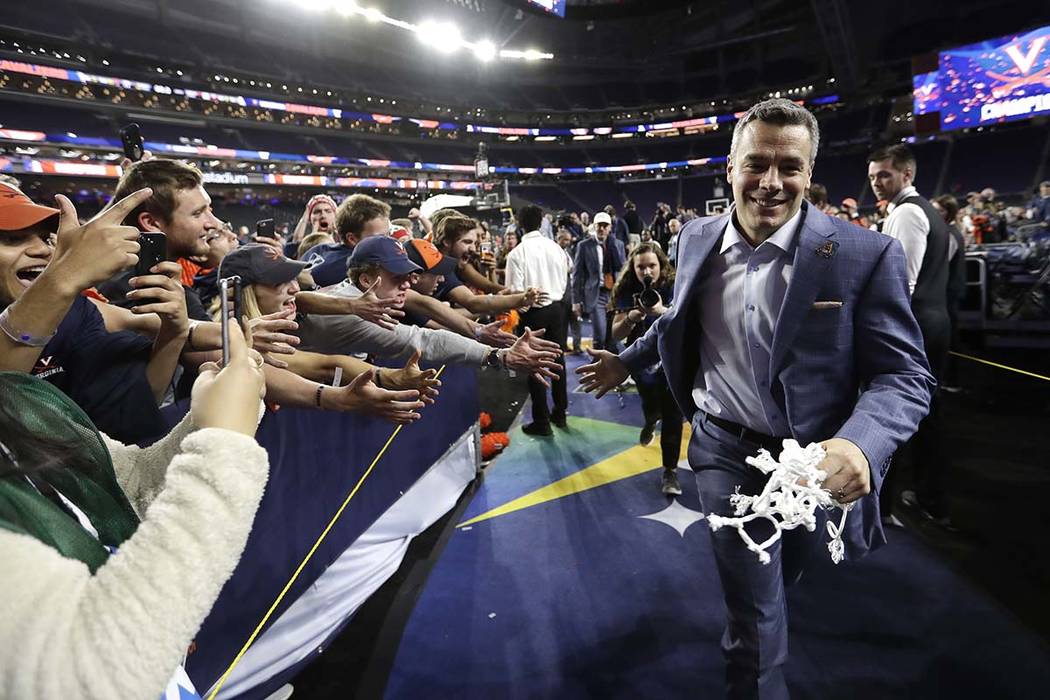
{"left": 386, "top": 350, "right": 1050, "bottom": 699}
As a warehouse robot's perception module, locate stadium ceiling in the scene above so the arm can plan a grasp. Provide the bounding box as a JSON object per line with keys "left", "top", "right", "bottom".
{"left": 5, "top": 0, "right": 1050, "bottom": 112}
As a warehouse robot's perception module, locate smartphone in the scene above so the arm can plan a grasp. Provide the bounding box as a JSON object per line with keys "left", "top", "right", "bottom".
{"left": 119, "top": 123, "right": 144, "bottom": 162}
{"left": 254, "top": 218, "right": 275, "bottom": 241}
{"left": 480, "top": 240, "right": 492, "bottom": 256}
{"left": 127, "top": 232, "right": 167, "bottom": 308}
{"left": 218, "top": 275, "right": 243, "bottom": 366}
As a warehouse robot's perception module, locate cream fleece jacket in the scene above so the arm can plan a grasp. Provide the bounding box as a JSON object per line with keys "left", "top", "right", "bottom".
{"left": 0, "top": 413, "right": 270, "bottom": 700}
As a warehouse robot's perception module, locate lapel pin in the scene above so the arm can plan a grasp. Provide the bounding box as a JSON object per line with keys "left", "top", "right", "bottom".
{"left": 815, "top": 240, "right": 838, "bottom": 259}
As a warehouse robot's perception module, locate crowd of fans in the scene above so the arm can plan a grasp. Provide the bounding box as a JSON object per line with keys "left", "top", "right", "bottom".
{"left": 0, "top": 137, "right": 1048, "bottom": 697}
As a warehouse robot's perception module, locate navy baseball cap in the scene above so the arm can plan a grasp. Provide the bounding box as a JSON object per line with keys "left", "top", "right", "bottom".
{"left": 349, "top": 236, "right": 421, "bottom": 275}
{"left": 219, "top": 243, "right": 308, "bottom": 285}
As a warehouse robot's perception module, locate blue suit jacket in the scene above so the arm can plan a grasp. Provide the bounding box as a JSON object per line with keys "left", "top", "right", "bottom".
{"left": 621, "top": 203, "right": 935, "bottom": 558}
{"left": 572, "top": 236, "right": 626, "bottom": 309}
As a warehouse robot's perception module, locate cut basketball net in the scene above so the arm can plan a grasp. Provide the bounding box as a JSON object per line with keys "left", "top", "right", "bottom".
{"left": 707, "top": 440, "right": 852, "bottom": 565}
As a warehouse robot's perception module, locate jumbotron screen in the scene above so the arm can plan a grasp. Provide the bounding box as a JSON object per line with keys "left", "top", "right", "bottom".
{"left": 913, "top": 24, "right": 1050, "bottom": 131}
{"left": 525, "top": 0, "right": 566, "bottom": 18}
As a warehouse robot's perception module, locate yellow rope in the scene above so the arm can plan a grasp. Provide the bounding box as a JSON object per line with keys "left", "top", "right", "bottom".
{"left": 949, "top": 351, "right": 1050, "bottom": 383}
{"left": 206, "top": 366, "right": 446, "bottom": 699}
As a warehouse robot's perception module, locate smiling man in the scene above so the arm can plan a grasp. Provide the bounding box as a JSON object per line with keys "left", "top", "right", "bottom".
{"left": 98, "top": 158, "right": 223, "bottom": 322}
{"left": 577, "top": 98, "right": 935, "bottom": 699}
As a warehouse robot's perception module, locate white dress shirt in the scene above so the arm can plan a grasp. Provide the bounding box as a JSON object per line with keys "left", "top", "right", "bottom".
{"left": 505, "top": 230, "right": 571, "bottom": 306}
{"left": 882, "top": 185, "right": 929, "bottom": 296}
{"left": 692, "top": 207, "right": 802, "bottom": 435}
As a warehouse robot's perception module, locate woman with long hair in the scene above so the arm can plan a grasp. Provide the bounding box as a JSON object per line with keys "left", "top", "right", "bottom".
{"left": 607, "top": 242, "right": 685, "bottom": 495}
{"left": 0, "top": 323, "right": 268, "bottom": 698}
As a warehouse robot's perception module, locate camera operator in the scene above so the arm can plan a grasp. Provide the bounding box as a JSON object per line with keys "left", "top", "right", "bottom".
{"left": 608, "top": 243, "right": 683, "bottom": 495}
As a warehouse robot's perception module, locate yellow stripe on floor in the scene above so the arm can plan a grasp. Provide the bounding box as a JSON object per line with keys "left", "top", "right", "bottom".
{"left": 458, "top": 424, "right": 691, "bottom": 528}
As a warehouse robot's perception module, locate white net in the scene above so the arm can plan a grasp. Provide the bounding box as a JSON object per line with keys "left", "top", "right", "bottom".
{"left": 706, "top": 440, "right": 852, "bottom": 565}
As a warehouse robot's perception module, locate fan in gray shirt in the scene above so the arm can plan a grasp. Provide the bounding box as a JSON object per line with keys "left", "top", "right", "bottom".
{"left": 295, "top": 237, "right": 560, "bottom": 383}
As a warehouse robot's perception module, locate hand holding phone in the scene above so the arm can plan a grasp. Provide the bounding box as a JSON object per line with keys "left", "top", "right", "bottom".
{"left": 218, "top": 275, "right": 243, "bottom": 366}
{"left": 119, "top": 123, "right": 145, "bottom": 162}
{"left": 127, "top": 232, "right": 168, "bottom": 307}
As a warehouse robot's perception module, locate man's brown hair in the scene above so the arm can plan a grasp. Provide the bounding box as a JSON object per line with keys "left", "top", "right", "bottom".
{"left": 433, "top": 214, "right": 478, "bottom": 252}
{"left": 112, "top": 159, "right": 203, "bottom": 228}
{"left": 335, "top": 193, "right": 391, "bottom": 243}
{"left": 868, "top": 144, "right": 917, "bottom": 179}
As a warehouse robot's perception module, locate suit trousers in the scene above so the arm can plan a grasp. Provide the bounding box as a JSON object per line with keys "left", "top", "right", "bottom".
{"left": 563, "top": 298, "right": 582, "bottom": 352}
{"left": 583, "top": 288, "right": 610, "bottom": 350}
{"left": 689, "top": 413, "right": 825, "bottom": 700}
{"left": 519, "top": 303, "right": 568, "bottom": 426}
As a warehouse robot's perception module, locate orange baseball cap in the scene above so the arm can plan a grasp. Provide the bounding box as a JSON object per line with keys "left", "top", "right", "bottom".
{"left": 405, "top": 237, "right": 457, "bottom": 275}
{"left": 0, "top": 182, "right": 60, "bottom": 232}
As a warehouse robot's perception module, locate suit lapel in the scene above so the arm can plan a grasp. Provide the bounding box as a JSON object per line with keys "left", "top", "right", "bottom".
{"left": 673, "top": 214, "right": 729, "bottom": 315}
{"left": 770, "top": 207, "right": 837, "bottom": 373}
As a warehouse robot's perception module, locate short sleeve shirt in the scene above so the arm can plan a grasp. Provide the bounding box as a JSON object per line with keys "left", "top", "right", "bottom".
{"left": 433, "top": 269, "right": 465, "bottom": 303}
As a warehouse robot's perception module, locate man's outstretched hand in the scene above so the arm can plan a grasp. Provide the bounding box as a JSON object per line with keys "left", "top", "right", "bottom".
{"left": 575, "top": 348, "right": 629, "bottom": 398}
{"left": 502, "top": 328, "right": 562, "bottom": 387}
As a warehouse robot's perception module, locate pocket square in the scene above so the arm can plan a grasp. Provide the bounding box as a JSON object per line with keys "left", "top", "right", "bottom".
{"left": 812, "top": 301, "right": 843, "bottom": 309}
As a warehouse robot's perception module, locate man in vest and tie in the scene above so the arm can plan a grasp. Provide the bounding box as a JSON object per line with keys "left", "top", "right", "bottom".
{"left": 868, "top": 144, "right": 952, "bottom": 526}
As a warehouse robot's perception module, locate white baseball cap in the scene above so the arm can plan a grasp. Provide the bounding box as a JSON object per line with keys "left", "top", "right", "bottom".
{"left": 593, "top": 212, "right": 612, "bottom": 225}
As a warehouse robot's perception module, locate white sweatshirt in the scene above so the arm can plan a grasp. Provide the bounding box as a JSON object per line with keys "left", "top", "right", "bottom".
{"left": 0, "top": 414, "right": 269, "bottom": 700}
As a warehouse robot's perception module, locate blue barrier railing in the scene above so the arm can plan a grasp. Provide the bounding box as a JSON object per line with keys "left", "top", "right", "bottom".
{"left": 174, "top": 363, "right": 479, "bottom": 693}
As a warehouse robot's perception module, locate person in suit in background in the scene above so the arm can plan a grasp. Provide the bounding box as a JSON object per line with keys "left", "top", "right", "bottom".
{"left": 557, "top": 229, "right": 583, "bottom": 354}
{"left": 573, "top": 212, "right": 626, "bottom": 351}
{"left": 578, "top": 98, "right": 934, "bottom": 700}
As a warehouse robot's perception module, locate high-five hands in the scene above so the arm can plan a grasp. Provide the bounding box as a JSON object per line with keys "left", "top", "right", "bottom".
{"left": 475, "top": 319, "right": 516, "bottom": 348}
{"left": 247, "top": 309, "right": 301, "bottom": 368}
{"left": 350, "top": 278, "right": 405, "bottom": 330}
{"left": 503, "top": 327, "right": 562, "bottom": 387}
{"left": 575, "top": 348, "right": 629, "bottom": 398}
{"left": 321, "top": 369, "right": 425, "bottom": 425}
{"left": 384, "top": 350, "right": 442, "bottom": 405}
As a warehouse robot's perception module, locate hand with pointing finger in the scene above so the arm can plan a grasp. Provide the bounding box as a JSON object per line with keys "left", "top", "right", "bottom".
{"left": 47, "top": 188, "right": 154, "bottom": 295}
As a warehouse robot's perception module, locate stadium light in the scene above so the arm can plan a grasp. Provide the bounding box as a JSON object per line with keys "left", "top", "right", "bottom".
{"left": 416, "top": 21, "right": 463, "bottom": 53}
{"left": 474, "top": 40, "right": 497, "bottom": 62}
{"left": 277, "top": 0, "right": 552, "bottom": 61}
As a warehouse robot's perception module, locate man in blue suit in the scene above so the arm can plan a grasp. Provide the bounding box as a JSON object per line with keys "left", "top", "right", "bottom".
{"left": 572, "top": 211, "right": 626, "bottom": 350}
{"left": 578, "top": 98, "right": 934, "bottom": 699}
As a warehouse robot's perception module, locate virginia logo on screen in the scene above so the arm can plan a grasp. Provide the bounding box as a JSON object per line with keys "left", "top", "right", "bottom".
{"left": 1004, "top": 36, "right": 1047, "bottom": 76}
{"left": 986, "top": 35, "right": 1050, "bottom": 99}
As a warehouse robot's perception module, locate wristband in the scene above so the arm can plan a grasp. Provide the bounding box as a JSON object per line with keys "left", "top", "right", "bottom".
{"left": 473, "top": 324, "right": 483, "bottom": 341}
{"left": 315, "top": 384, "right": 325, "bottom": 408}
{"left": 374, "top": 369, "right": 383, "bottom": 389}
{"left": 0, "top": 306, "right": 56, "bottom": 347}
{"left": 186, "top": 321, "right": 199, "bottom": 350}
